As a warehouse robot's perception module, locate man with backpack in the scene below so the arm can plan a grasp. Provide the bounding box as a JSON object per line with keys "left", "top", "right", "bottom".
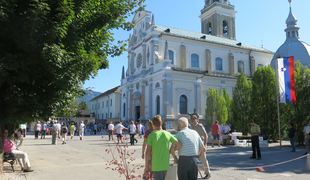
{"left": 61, "top": 124, "right": 68, "bottom": 144}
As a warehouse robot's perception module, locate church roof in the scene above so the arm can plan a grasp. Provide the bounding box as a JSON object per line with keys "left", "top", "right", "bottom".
{"left": 156, "top": 25, "right": 273, "bottom": 54}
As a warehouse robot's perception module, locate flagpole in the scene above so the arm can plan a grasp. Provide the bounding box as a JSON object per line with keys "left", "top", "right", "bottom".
{"left": 276, "top": 54, "right": 282, "bottom": 148}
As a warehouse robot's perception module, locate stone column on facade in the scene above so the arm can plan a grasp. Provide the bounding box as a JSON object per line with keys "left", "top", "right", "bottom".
{"left": 148, "top": 79, "right": 153, "bottom": 119}
{"left": 126, "top": 88, "right": 129, "bottom": 120}
{"left": 205, "top": 49, "right": 211, "bottom": 74}
{"left": 162, "top": 77, "right": 173, "bottom": 119}
{"left": 229, "top": 17, "right": 233, "bottom": 40}
{"left": 195, "top": 77, "right": 202, "bottom": 116}
{"left": 150, "top": 40, "right": 154, "bottom": 65}
{"left": 140, "top": 81, "right": 146, "bottom": 120}
{"left": 180, "top": 45, "right": 187, "bottom": 70}
{"left": 232, "top": 17, "right": 236, "bottom": 40}
{"left": 127, "top": 55, "right": 131, "bottom": 75}
{"left": 229, "top": 53, "right": 235, "bottom": 76}
{"left": 131, "top": 53, "right": 136, "bottom": 74}
{"left": 215, "top": 14, "right": 220, "bottom": 37}
{"left": 250, "top": 56, "right": 256, "bottom": 77}
{"left": 142, "top": 44, "right": 147, "bottom": 68}
{"left": 129, "top": 86, "right": 133, "bottom": 119}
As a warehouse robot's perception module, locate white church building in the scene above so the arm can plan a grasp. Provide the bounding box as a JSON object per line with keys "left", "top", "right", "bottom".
{"left": 119, "top": 0, "right": 274, "bottom": 128}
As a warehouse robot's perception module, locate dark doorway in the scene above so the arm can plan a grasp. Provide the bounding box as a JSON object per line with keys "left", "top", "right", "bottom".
{"left": 136, "top": 106, "right": 140, "bottom": 121}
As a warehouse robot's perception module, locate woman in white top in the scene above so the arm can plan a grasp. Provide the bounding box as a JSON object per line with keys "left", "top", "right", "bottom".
{"left": 129, "top": 120, "right": 137, "bottom": 145}
{"left": 108, "top": 121, "right": 114, "bottom": 141}
{"left": 78, "top": 121, "right": 85, "bottom": 140}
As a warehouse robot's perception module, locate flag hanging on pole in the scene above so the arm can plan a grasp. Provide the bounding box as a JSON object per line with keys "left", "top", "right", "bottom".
{"left": 277, "top": 56, "right": 296, "bottom": 103}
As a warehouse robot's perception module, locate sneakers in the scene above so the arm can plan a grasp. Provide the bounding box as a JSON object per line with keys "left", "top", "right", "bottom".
{"left": 203, "top": 174, "right": 211, "bottom": 179}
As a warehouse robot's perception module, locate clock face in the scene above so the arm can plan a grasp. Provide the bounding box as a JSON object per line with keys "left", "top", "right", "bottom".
{"left": 137, "top": 54, "right": 142, "bottom": 68}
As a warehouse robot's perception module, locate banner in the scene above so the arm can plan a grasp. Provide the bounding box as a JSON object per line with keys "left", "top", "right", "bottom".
{"left": 277, "top": 56, "right": 296, "bottom": 103}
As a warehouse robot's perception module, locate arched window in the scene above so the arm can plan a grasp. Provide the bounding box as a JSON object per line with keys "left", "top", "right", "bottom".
{"left": 191, "top": 54, "right": 199, "bottom": 68}
{"left": 238, "top": 61, "right": 244, "bottom": 73}
{"left": 123, "top": 103, "right": 126, "bottom": 117}
{"left": 180, "top": 95, "right": 188, "bottom": 114}
{"left": 258, "top": 64, "right": 264, "bottom": 67}
{"left": 292, "top": 31, "right": 295, "bottom": 37}
{"left": 215, "top": 57, "right": 223, "bottom": 71}
{"left": 207, "top": 22, "right": 212, "bottom": 35}
{"left": 156, "top": 96, "right": 160, "bottom": 115}
{"left": 287, "top": 32, "right": 290, "bottom": 38}
{"left": 223, "top": 21, "right": 228, "bottom": 35}
{"left": 169, "top": 50, "right": 174, "bottom": 64}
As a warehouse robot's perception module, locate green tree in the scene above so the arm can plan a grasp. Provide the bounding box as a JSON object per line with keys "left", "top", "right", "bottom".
{"left": 288, "top": 61, "right": 310, "bottom": 144}
{"left": 223, "top": 87, "right": 232, "bottom": 125}
{"left": 251, "top": 65, "right": 283, "bottom": 141}
{"left": 205, "top": 87, "right": 228, "bottom": 126}
{"left": 231, "top": 72, "right": 252, "bottom": 134}
{"left": 79, "top": 101, "right": 89, "bottom": 110}
{"left": 0, "top": 0, "right": 143, "bottom": 174}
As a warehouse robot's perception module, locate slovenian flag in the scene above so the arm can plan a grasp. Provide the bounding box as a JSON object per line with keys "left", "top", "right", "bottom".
{"left": 277, "top": 56, "right": 296, "bottom": 103}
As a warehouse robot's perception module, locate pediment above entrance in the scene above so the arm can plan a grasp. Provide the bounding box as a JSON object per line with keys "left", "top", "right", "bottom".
{"left": 132, "top": 91, "right": 142, "bottom": 99}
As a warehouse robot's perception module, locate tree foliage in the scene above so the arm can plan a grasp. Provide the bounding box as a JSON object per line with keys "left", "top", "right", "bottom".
{"left": 0, "top": 0, "right": 143, "bottom": 174}
{"left": 205, "top": 87, "right": 228, "bottom": 125}
{"left": 231, "top": 72, "right": 252, "bottom": 134}
{"left": 250, "top": 65, "right": 284, "bottom": 141}
{"left": 0, "top": 0, "right": 142, "bottom": 125}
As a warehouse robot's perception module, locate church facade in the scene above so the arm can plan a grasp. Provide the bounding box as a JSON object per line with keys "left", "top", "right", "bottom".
{"left": 119, "top": 0, "right": 274, "bottom": 127}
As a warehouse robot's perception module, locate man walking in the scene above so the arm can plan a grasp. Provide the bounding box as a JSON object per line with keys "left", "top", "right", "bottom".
{"left": 78, "top": 121, "right": 85, "bottom": 140}
{"left": 211, "top": 120, "right": 221, "bottom": 147}
{"left": 171, "top": 117, "right": 205, "bottom": 180}
{"left": 115, "top": 121, "right": 127, "bottom": 143}
{"left": 34, "top": 121, "right": 41, "bottom": 139}
{"left": 41, "top": 121, "right": 47, "bottom": 139}
{"left": 191, "top": 115, "right": 211, "bottom": 179}
{"left": 145, "top": 115, "right": 182, "bottom": 180}
{"left": 51, "top": 120, "right": 60, "bottom": 145}
{"left": 249, "top": 120, "right": 261, "bottom": 160}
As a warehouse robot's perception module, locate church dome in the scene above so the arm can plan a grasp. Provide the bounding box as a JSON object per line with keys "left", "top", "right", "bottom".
{"left": 271, "top": 5, "right": 310, "bottom": 68}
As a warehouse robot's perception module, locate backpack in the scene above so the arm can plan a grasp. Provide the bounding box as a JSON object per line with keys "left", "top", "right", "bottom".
{"left": 62, "top": 127, "right": 67, "bottom": 134}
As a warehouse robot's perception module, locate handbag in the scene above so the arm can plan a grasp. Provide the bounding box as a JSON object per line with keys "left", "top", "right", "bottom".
{"left": 165, "top": 164, "right": 178, "bottom": 180}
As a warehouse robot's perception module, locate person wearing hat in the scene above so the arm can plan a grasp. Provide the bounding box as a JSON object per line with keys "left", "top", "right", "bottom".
{"left": 190, "top": 115, "right": 211, "bottom": 179}
{"left": 51, "top": 120, "right": 60, "bottom": 145}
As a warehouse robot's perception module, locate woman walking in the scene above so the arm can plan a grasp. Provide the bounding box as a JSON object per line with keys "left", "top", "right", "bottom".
{"left": 108, "top": 121, "right": 114, "bottom": 141}
{"left": 288, "top": 123, "right": 297, "bottom": 152}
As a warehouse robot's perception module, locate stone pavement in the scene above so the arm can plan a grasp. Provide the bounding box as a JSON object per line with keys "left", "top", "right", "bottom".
{"left": 1, "top": 131, "right": 310, "bottom": 180}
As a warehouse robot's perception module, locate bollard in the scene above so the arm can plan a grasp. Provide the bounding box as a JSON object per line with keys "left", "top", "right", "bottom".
{"left": 306, "top": 154, "right": 310, "bottom": 171}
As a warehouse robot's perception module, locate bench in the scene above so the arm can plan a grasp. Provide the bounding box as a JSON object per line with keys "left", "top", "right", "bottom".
{"left": 3, "top": 152, "right": 16, "bottom": 172}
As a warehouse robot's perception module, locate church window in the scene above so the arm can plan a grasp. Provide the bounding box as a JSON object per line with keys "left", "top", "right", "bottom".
{"left": 123, "top": 103, "right": 126, "bottom": 117}
{"left": 258, "top": 64, "right": 264, "bottom": 67}
{"left": 156, "top": 96, "right": 160, "bottom": 115}
{"left": 223, "top": 21, "right": 228, "bottom": 35}
{"left": 287, "top": 32, "right": 290, "bottom": 38}
{"left": 169, "top": 50, "right": 174, "bottom": 64}
{"left": 292, "top": 31, "right": 295, "bottom": 37}
{"left": 207, "top": 22, "right": 212, "bottom": 35}
{"left": 179, "top": 95, "right": 188, "bottom": 114}
{"left": 123, "top": 93, "right": 126, "bottom": 98}
{"left": 191, "top": 54, "right": 199, "bottom": 68}
{"left": 215, "top": 57, "right": 223, "bottom": 71}
{"left": 155, "top": 82, "right": 160, "bottom": 88}
{"left": 147, "top": 47, "right": 150, "bottom": 64}
{"left": 136, "top": 53, "right": 142, "bottom": 68}
{"left": 238, "top": 61, "right": 244, "bottom": 73}
{"left": 297, "top": 31, "right": 299, "bottom": 37}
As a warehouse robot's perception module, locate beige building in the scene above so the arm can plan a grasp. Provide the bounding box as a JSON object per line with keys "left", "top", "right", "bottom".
{"left": 90, "top": 86, "right": 121, "bottom": 123}
{"left": 119, "top": 0, "right": 274, "bottom": 128}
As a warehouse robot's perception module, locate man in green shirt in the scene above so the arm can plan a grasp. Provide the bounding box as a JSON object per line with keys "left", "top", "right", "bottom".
{"left": 249, "top": 120, "right": 261, "bottom": 160}
{"left": 145, "top": 115, "right": 182, "bottom": 180}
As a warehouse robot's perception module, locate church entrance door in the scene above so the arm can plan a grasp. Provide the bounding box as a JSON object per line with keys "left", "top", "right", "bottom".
{"left": 135, "top": 106, "right": 140, "bottom": 122}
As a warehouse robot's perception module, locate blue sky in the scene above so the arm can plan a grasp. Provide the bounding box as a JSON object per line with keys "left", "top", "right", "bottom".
{"left": 83, "top": 0, "right": 310, "bottom": 93}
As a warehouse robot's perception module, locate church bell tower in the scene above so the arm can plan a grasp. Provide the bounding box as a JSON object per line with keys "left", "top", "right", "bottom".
{"left": 200, "top": 0, "right": 237, "bottom": 40}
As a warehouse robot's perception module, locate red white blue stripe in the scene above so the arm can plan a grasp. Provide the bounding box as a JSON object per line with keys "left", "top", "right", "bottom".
{"left": 277, "top": 56, "right": 296, "bottom": 103}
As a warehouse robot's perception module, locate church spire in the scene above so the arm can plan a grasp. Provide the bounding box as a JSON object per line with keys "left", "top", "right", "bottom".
{"left": 285, "top": 0, "right": 300, "bottom": 39}
{"left": 151, "top": 14, "right": 155, "bottom": 26}
{"left": 121, "top": 66, "right": 125, "bottom": 79}
{"left": 164, "top": 40, "right": 169, "bottom": 60}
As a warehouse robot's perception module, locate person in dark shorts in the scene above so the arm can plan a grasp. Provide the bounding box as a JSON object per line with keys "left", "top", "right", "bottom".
{"left": 211, "top": 120, "right": 221, "bottom": 147}
{"left": 108, "top": 121, "right": 114, "bottom": 141}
